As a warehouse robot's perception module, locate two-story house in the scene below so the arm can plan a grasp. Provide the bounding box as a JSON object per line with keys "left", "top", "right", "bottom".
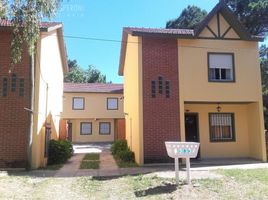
{"left": 119, "top": 2, "right": 267, "bottom": 165}
{"left": 61, "top": 83, "right": 125, "bottom": 143}
{"left": 0, "top": 20, "right": 68, "bottom": 169}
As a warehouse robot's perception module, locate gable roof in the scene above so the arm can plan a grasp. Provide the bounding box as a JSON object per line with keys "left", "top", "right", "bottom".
{"left": 64, "top": 83, "right": 124, "bottom": 94}
{"left": 0, "top": 19, "right": 62, "bottom": 32}
{"left": 118, "top": 2, "right": 264, "bottom": 76}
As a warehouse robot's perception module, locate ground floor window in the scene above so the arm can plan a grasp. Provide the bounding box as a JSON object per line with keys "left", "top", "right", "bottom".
{"left": 99, "top": 122, "right": 111, "bottom": 135}
{"left": 209, "top": 113, "right": 235, "bottom": 142}
{"left": 80, "top": 122, "right": 92, "bottom": 135}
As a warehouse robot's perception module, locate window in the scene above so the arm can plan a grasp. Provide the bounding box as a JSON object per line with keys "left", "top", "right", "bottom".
{"left": 151, "top": 81, "right": 156, "bottom": 98}
{"left": 165, "top": 81, "right": 170, "bottom": 98}
{"left": 209, "top": 113, "right": 235, "bottom": 142}
{"left": 158, "top": 76, "right": 163, "bottom": 94}
{"left": 73, "top": 97, "right": 85, "bottom": 110}
{"left": 107, "top": 98, "right": 118, "bottom": 110}
{"left": 99, "top": 122, "right": 111, "bottom": 135}
{"left": 2, "top": 78, "right": 7, "bottom": 97}
{"left": 208, "top": 53, "right": 234, "bottom": 82}
{"left": 11, "top": 74, "right": 16, "bottom": 92}
{"left": 19, "top": 78, "right": 25, "bottom": 97}
{"left": 80, "top": 122, "right": 92, "bottom": 135}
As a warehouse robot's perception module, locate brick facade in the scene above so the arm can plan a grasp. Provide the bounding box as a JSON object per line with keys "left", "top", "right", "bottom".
{"left": 0, "top": 30, "right": 30, "bottom": 168}
{"left": 142, "top": 37, "right": 180, "bottom": 163}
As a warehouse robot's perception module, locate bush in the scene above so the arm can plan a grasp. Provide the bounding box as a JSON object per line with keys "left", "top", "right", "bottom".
{"left": 48, "top": 140, "right": 73, "bottom": 165}
{"left": 111, "top": 140, "right": 128, "bottom": 155}
{"left": 117, "top": 149, "right": 135, "bottom": 162}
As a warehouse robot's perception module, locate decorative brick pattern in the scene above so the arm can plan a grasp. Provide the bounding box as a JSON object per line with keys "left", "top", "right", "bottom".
{"left": 0, "top": 30, "right": 30, "bottom": 168}
{"left": 142, "top": 37, "right": 180, "bottom": 163}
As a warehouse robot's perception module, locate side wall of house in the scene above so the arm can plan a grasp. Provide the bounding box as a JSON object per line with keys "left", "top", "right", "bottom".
{"left": 123, "top": 35, "right": 144, "bottom": 165}
{"left": 31, "top": 30, "right": 64, "bottom": 169}
{"left": 0, "top": 30, "right": 30, "bottom": 168}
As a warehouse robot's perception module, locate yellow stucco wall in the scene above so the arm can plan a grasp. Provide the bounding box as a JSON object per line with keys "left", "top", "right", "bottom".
{"left": 31, "top": 30, "right": 64, "bottom": 169}
{"left": 178, "top": 39, "right": 261, "bottom": 102}
{"left": 62, "top": 93, "right": 124, "bottom": 119}
{"left": 69, "top": 119, "right": 115, "bottom": 143}
{"left": 123, "top": 35, "right": 144, "bottom": 165}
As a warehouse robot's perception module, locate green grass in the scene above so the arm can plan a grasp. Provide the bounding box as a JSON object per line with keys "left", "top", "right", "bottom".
{"left": 39, "top": 164, "right": 63, "bottom": 170}
{"left": 80, "top": 153, "right": 100, "bottom": 169}
{"left": 80, "top": 161, "right": 100, "bottom": 169}
{"left": 113, "top": 155, "right": 138, "bottom": 168}
{"left": 83, "top": 153, "right": 100, "bottom": 161}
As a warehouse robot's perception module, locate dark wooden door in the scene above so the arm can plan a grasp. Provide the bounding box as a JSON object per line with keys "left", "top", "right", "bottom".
{"left": 67, "top": 123, "right": 72, "bottom": 142}
{"left": 185, "top": 113, "right": 200, "bottom": 158}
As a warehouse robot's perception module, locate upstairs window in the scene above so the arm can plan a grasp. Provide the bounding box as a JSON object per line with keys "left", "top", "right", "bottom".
{"left": 72, "top": 97, "right": 85, "bottom": 110}
{"left": 208, "top": 53, "right": 234, "bottom": 82}
{"left": 158, "top": 76, "right": 163, "bottom": 94}
{"left": 107, "top": 98, "right": 118, "bottom": 110}
{"left": 19, "top": 78, "right": 25, "bottom": 97}
{"left": 2, "top": 78, "right": 7, "bottom": 97}
{"left": 11, "top": 74, "right": 16, "bottom": 92}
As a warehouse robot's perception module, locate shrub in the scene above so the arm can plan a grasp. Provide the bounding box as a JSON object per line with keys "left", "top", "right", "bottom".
{"left": 48, "top": 140, "right": 73, "bottom": 165}
{"left": 117, "top": 149, "right": 135, "bottom": 162}
{"left": 111, "top": 139, "right": 128, "bottom": 155}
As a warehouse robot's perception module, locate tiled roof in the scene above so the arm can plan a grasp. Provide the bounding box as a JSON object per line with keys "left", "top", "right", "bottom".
{"left": 125, "top": 27, "right": 194, "bottom": 36}
{"left": 64, "top": 83, "right": 124, "bottom": 94}
{"left": 0, "top": 19, "right": 62, "bottom": 30}
{"left": 125, "top": 27, "right": 194, "bottom": 35}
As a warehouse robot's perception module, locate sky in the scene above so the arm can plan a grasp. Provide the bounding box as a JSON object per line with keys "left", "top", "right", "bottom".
{"left": 53, "top": 0, "right": 268, "bottom": 83}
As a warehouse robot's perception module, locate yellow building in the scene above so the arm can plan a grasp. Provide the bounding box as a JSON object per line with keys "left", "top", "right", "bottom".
{"left": 62, "top": 83, "right": 125, "bottom": 143}
{"left": 119, "top": 2, "right": 267, "bottom": 165}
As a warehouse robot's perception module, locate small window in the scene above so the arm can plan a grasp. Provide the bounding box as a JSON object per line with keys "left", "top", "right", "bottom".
{"left": 99, "top": 122, "right": 111, "bottom": 135}
{"left": 19, "top": 78, "right": 25, "bottom": 97}
{"left": 208, "top": 53, "right": 234, "bottom": 82}
{"left": 107, "top": 98, "right": 118, "bottom": 110}
{"left": 209, "top": 113, "right": 235, "bottom": 142}
{"left": 80, "top": 122, "right": 92, "bottom": 135}
{"left": 158, "top": 76, "right": 163, "bottom": 94}
{"left": 2, "top": 78, "right": 7, "bottom": 97}
{"left": 165, "top": 81, "right": 170, "bottom": 98}
{"left": 73, "top": 97, "right": 85, "bottom": 110}
{"left": 151, "top": 81, "right": 156, "bottom": 98}
{"left": 11, "top": 74, "right": 16, "bottom": 92}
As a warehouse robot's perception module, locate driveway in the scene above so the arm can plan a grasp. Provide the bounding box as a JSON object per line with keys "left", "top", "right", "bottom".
{"left": 72, "top": 142, "right": 112, "bottom": 154}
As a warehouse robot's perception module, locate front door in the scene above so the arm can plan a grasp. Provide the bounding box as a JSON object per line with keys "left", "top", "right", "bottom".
{"left": 185, "top": 113, "right": 200, "bottom": 158}
{"left": 67, "top": 123, "right": 72, "bottom": 141}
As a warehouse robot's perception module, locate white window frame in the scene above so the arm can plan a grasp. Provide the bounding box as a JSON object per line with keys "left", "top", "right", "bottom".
{"left": 73, "top": 97, "right": 85, "bottom": 110}
{"left": 99, "top": 122, "right": 111, "bottom": 135}
{"left": 208, "top": 53, "right": 235, "bottom": 82}
{"left": 107, "top": 98, "right": 118, "bottom": 110}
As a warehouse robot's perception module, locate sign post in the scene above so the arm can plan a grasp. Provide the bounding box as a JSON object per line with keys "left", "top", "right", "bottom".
{"left": 165, "top": 142, "right": 200, "bottom": 185}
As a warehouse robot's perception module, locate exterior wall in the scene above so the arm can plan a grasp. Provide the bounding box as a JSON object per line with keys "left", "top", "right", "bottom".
{"left": 178, "top": 39, "right": 261, "bottom": 102}
{"left": 70, "top": 119, "right": 115, "bottom": 143}
{"left": 31, "top": 30, "right": 64, "bottom": 169}
{"left": 184, "top": 104, "right": 250, "bottom": 158}
{"left": 62, "top": 93, "right": 124, "bottom": 119}
{"left": 123, "top": 35, "right": 144, "bottom": 165}
{"left": 142, "top": 37, "right": 180, "bottom": 163}
{"left": 0, "top": 30, "right": 30, "bottom": 168}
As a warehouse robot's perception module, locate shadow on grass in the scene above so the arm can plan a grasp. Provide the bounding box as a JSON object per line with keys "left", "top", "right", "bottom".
{"left": 134, "top": 183, "right": 177, "bottom": 197}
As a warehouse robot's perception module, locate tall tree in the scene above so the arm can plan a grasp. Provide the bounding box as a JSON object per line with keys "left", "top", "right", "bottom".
{"left": 260, "top": 45, "right": 268, "bottom": 129}
{"left": 65, "top": 59, "right": 107, "bottom": 83}
{"left": 1, "top": 0, "right": 62, "bottom": 64}
{"left": 226, "top": 0, "right": 268, "bottom": 36}
{"left": 166, "top": 6, "right": 207, "bottom": 29}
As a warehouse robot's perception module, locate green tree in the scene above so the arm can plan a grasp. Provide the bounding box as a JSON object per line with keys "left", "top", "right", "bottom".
{"left": 260, "top": 45, "right": 268, "bottom": 128}
{"left": 166, "top": 5, "right": 207, "bottom": 29}
{"left": 226, "top": 0, "right": 268, "bottom": 36}
{"left": 1, "top": 0, "right": 62, "bottom": 64}
{"left": 65, "top": 59, "right": 107, "bottom": 83}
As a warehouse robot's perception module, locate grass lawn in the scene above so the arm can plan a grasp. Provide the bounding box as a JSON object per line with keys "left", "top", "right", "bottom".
{"left": 113, "top": 155, "right": 138, "bottom": 168}
{"left": 1, "top": 168, "right": 268, "bottom": 199}
{"left": 39, "top": 164, "right": 63, "bottom": 170}
{"left": 80, "top": 153, "right": 100, "bottom": 169}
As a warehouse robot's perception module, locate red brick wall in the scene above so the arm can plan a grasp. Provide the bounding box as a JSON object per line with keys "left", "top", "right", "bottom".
{"left": 0, "top": 30, "right": 30, "bottom": 168}
{"left": 142, "top": 37, "right": 180, "bottom": 163}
